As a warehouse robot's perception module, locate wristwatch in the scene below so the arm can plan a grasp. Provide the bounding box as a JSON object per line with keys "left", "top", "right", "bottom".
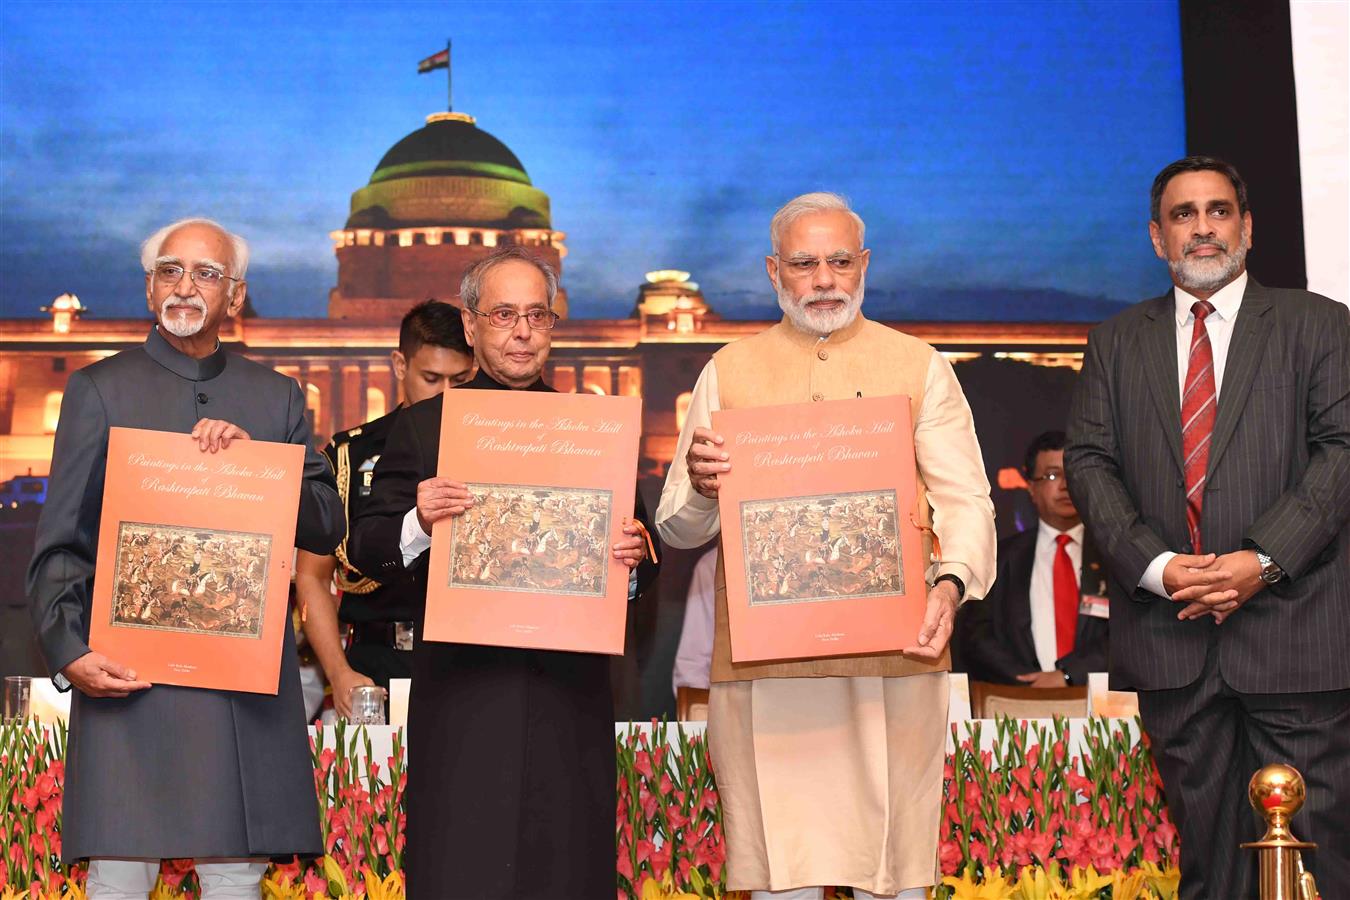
{"left": 934, "top": 573, "right": 965, "bottom": 602}
{"left": 1254, "top": 548, "right": 1285, "bottom": 584}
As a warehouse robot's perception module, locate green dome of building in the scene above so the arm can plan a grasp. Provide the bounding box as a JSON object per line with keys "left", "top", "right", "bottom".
{"left": 346, "top": 112, "right": 552, "bottom": 231}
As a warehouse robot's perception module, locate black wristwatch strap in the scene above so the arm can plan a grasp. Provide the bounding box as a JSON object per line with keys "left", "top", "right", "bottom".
{"left": 935, "top": 573, "right": 965, "bottom": 601}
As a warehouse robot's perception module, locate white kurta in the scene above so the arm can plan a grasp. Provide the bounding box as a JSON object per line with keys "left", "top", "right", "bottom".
{"left": 656, "top": 351, "right": 995, "bottom": 893}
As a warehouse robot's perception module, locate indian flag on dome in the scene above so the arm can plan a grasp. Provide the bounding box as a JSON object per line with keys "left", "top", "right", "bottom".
{"left": 418, "top": 48, "right": 449, "bottom": 73}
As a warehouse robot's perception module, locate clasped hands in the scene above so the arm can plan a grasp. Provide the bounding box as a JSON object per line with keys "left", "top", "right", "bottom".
{"left": 686, "top": 427, "right": 959, "bottom": 658}
{"left": 1163, "top": 550, "right": 1266, "bottom": 624}
{"left": 415, "top": 477, "right": 648, "bottom": 569}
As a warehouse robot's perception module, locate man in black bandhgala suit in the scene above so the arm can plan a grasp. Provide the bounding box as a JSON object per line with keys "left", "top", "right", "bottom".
{"left": 1065, "top": 157, "right": 1350, "bottom": 899}
{"left": 350, "top": 247, "right": 659, "bottom": 900}
{"left": 27, "top": 218, "right": 344, "bottom": 899}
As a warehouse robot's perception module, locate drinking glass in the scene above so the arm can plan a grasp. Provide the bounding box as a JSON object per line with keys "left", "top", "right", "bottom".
{"left": 347, "top": 685, "right": 387, "bottom": 725}
{"left": 3, "top": 676, "right": 32, "bottom": 723}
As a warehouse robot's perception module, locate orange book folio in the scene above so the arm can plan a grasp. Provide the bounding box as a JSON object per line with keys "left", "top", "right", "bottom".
{"left": 88, "top": 427, "right": 303, "bottom": 694}
{"left": 424, "top": 390, "right": 642, "bottom": 654}
{"left": 712, "top": 396, "right": 928, "bottom": 663}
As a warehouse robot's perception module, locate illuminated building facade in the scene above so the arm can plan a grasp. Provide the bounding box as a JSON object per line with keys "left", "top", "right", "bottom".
{"left": 0, "top": 111, "right": 1088, "bottom": 485}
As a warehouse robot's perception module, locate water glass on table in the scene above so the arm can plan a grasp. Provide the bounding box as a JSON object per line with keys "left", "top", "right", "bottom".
{"left": 3, "top": 676, "right": 32, "bottom": 723}
{"left": 347, "top": 685, "right": 387, "bottom": 725}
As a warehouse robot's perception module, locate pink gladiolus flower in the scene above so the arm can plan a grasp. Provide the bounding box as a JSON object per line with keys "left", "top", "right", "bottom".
{"left": 304, "top": 868, "right": 327, "bottom": 895}
{"left": 997, "top": 794, "right": 1013, "bottom": 820}
{"left": 938, "top": 840, "right": 963, "bottom": 875}
{"left": 651, "top": 841, "right": 673, "bottom": 879}
{"left": 319, "top": 748, "right": 336, "bottom": 774}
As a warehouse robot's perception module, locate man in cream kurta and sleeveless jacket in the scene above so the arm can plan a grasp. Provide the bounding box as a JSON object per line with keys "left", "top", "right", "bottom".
{"left": 657, "top": 193, "right": 995, "bottom": 900}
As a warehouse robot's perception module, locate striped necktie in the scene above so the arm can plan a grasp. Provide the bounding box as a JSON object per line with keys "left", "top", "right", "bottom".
{"left": 1182, "top": 300, "right": 1217, "bottom": 553}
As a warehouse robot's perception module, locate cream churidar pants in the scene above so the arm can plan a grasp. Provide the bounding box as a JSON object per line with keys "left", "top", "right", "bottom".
{"left": 711, "top": 674, "right": 947, "bottom": 896}
{"left": 86, "top": 859, "right": 267, "bottom": 900}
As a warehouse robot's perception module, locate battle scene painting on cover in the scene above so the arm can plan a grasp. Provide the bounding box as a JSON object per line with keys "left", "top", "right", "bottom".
{"left": 88, "top": 427, "right": 303, "bottom": 693}
{"left": 426, "top": 389, "right": 641, "bottom": 654}
{"left": 713, "top": 395, "right": 927, "bottom": 663}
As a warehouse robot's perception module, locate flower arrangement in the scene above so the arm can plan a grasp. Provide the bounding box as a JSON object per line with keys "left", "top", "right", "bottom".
{"left": 3, "top": 715, "right": 1180, "bottom": 900}
{"left": 0, "top": 720, "right": 79, "bottom": 898}
{"left": 936, "top": 716, "right": 1180, "bottom": 900}
{"left": 615, "top": 720, "right": 731, "bottom": 900}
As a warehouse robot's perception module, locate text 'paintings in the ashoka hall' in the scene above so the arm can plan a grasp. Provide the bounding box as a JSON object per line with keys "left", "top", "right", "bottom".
{"left": 740, "top": 489, "right": 903, "bottom": 606}
{"left": 110, "top": 522, "right": 272, "bottom": 638}
{"left": 449, "top": 483, "right": 612, "bottom": 597}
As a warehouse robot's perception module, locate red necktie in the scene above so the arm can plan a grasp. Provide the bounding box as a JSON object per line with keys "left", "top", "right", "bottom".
{"left": 1054, "top": 533, "right": 1078, "bottom": 657}
{"left": 1181, "top": 300, "right": 1217, "bottom": 553}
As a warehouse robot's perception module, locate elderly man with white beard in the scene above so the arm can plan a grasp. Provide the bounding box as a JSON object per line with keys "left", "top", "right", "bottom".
{"left": 28, "top": 218, "right": 343, "bottom": 899}
{"left": 656, "top": 193, "right": 995, "bottom": 899}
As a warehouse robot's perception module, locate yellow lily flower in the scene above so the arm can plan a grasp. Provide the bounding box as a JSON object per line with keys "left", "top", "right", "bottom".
{"left": 1060, "top": 866, "right": 1112, "bottom": 900}
{"left": 1010, "top": 865, "right": 1069, "bottom": 900}
{"left": 1109, "top": 870, "right": 1147, "bottom": 900}
{"left": 1142, "top": 861, "right": 1181, "bottom": 900}
{"left": 942, "top": 866, "right": 1017, "bottom": 899}
{"left": 360, "top": 867, "right": 405, "bottom": 900}
{"left": 148, "top": 881, "right": 186, "bottom": 900}
{"left": 322, "top": 854, "right": 350, "bottom": 897}
{"left": 638, "top": 875, "right": 700, "bottom": 900}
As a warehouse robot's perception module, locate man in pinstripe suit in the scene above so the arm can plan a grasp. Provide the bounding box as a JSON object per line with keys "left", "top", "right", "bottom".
{"left": 1065, "top": 156, "right": 1350, "bottom": 899}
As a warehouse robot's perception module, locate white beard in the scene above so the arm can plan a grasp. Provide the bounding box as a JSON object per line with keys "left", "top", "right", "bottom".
{"left": 776, "top": 273, "right": 865, "bottom": 337}
{"left": 159, "top": 296, "right": 208, "bottom": 337}
{"left": 1169, "top": 228, "right": 1250, "bottom": 295}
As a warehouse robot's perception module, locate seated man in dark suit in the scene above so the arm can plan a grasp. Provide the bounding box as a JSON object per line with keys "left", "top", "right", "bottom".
{"left": 955, "top": 431, "right": 1108, "bottom": 686}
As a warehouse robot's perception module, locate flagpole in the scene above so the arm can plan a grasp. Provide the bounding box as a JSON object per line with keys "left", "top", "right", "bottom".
{"left": 447, "top": 38, "right": 453, "bottom": 112}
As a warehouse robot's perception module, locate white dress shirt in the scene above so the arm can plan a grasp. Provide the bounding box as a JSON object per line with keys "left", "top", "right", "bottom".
{"left": 672, "top": 547, "right": 719, "bottom": 694}
{"left": 1139, "top": 271, "right": 1247, "bottom": 597}
{"left": 1029, "top": 520, "right": 1085, "bottom": 671}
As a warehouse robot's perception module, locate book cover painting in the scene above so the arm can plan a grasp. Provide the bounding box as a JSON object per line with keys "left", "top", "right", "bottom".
{"left": 713, "top": 395, "right": 927, "bottom": 663}
{"left": 425, "top": 389, "right": 641, "bottom": 654}
{"left": 89, "top": 427, "right": 303, "bottom": 693}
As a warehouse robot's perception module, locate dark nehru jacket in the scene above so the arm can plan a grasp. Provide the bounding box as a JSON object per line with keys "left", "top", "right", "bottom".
{"left": 26, "top": 326, "right": 344, "bottom": 861}
{"left": 350, "top": 369, "right": 659, "bottom": 900}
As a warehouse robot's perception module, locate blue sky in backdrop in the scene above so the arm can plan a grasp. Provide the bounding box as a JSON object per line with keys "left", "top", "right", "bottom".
{"left": 0, "top": 1, "right": 1184, "bottom": 321}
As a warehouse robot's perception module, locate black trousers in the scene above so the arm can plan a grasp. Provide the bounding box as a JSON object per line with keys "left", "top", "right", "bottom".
{"left": 1138, "top": 648, "right": 1350, "bottom": 900}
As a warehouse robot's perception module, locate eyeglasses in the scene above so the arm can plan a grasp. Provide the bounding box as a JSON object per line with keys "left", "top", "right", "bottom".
{"left": 776, "top": 251, "right": 866, "bottom": 277}
{"left": 152, "top": 264, "right": 239, "bottom": 292}
{"left": 1029, "top": 471, "right": 1065, "bottom": 484}
{"left": 470, "top": 306, "right": 559, "bottom": 331}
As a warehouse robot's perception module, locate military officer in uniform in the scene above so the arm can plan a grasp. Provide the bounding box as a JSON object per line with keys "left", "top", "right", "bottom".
{"left": 297, "top": 300, "right": 474, "bottom": 717}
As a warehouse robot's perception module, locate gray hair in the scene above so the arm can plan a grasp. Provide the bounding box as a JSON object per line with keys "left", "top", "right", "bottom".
{"left": 459, "top": 246, "right": 558, "bottom": 310}
{"left": 140, "top": 218, "right": 250, "bottom": 279}
{"left": 770, "top": 192, "right": 866, "bottom": 255}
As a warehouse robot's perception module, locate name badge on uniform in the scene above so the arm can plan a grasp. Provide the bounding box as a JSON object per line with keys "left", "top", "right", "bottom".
{"left": 358, "top": 455, "right": 380, "bottom": 497}
{"left": 1079, "top": 594, "right": 1109, "bottom": 619}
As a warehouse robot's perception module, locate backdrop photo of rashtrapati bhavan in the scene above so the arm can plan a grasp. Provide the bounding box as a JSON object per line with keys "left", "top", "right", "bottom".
{"left": 1, "top": 0, "right": 1345, "bottom": 715}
